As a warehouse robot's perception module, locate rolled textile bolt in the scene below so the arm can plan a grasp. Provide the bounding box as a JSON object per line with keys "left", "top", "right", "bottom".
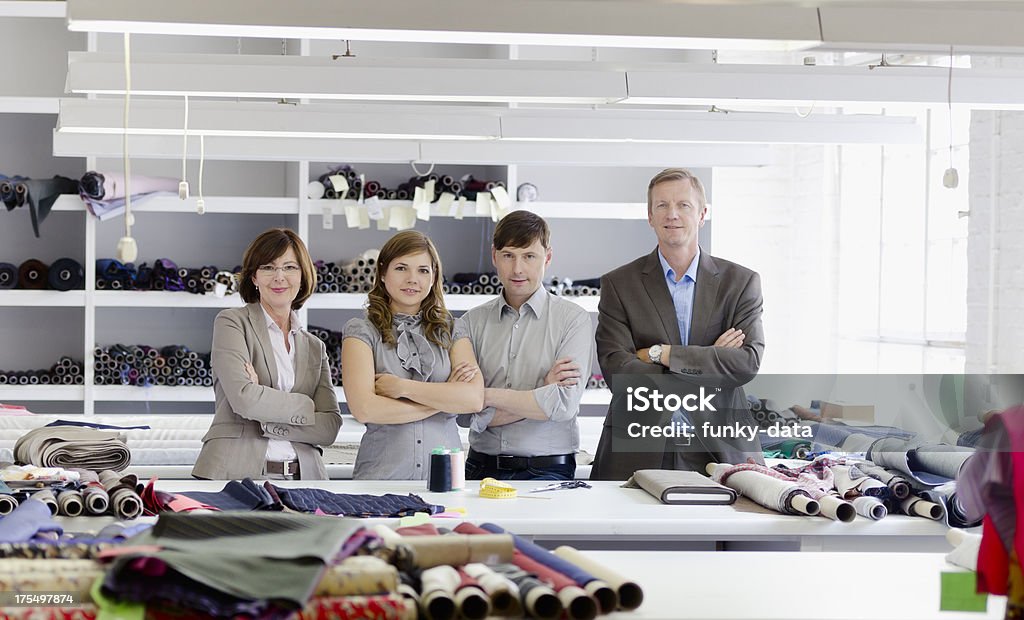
{"left": 0, "top": 493, "right": 18, "bottom": 515}
{"left": 852, "top": 495, "right": 887, "bottom": 520}
{"left": 463, "top": 563, "right": 521, "bottom": 617}
{"left": 490, "top": 564, "right": 562, "bottom": 620}
{"left": 420, "top": 564, "right": 459, "bottom": 620}
{"left": 902, "top": 496, "right": 945, "bottom": 520}
{"left": 816, "top": 494, "right": 856, "bottom": 523}
{"left": 31, "top": 489, "right": 59, "bottom": 515}
{"left": 397, "top": 534, "right": 514, "bottom": 570}
{"left": 553, "top": 546, "right": 643, "bottom": 611}
{"left": 314, "top": 556, "right": 399, "bottom": 596}
{"left": 57, "top": 490, "right": 85, "bottom": 517}
{"left": 788, "top": 493, "right": 819, "bottom": 516}
{"left": 454, "top": 582, "right": 491, "bottom": 620}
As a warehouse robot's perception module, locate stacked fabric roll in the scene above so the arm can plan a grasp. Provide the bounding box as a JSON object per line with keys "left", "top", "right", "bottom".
{"left": 307, "top": 325, "right": 343, "bottom": 386}
{"left": 314, "top": 249, "right": 379, "bottom": 294}
{"left": 445, "top": 273, "right": 502, "bottom": 296}
{"left": 586, "top": 374, "right": 607, "bottom": 390}
{"left": 96, "top": 258, "right": 240, "bottom": 295}
{"left": 93, "top": 344, "right": 212, "bottom": 387}
{"left": 0, "top": 258, "right": 84, "bottom": 291}
{"left": 548, "top": 276, "right": 601, "bottom": 297}
{"left": 308, "top": 164, "right": 505, "bottom": 202}
{"left": 78, "top": 171, "right": 179, "bottom": 221}
{"left": 0, "top": 173, "right": 79, "bottom": 237}
{"left": 0, "top": 356, "right": 84, "bottom": 386}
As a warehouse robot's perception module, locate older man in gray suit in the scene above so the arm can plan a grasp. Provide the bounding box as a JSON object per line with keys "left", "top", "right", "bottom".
{"left": 590, "top": 168, "right": 765, "bottom": 481}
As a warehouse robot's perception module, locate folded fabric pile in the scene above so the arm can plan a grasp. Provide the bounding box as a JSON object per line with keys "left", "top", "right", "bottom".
{"left": 78, "top": 171, "right": 179, "bottom": 221}
{"left": 141, "top": 477, "right": 445, "bottom": 518}
{"left": 14, "top": 426, "right": 130, "bottom": 472}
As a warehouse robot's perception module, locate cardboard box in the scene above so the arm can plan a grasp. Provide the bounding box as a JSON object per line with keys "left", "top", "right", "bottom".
{"left": 821, "top": 400, "right": 875, "bottom": 424}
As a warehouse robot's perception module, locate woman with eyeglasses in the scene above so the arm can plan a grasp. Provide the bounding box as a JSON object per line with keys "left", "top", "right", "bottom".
{"left": 343, "top": 230, "right": 484, "bottom": 480}
{"left": 193, "top": 228, "right": 342, "bottom": 480}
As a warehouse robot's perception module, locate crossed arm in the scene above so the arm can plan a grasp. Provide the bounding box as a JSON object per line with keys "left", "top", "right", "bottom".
{"left": 342, "top": 336, "right": 485, "bottom": 425}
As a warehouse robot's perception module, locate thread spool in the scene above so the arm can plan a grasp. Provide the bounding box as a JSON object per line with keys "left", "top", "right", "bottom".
{"left": 450, "top": 448, "right": 466, "bottom": 490}
{"left": 428, "top": 448, "right": 453, "bottom": 492}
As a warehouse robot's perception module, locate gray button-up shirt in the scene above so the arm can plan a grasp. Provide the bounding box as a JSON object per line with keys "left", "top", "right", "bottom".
{"left": 344, "top": 314, "right": 468, "bottom": 480}
{"left": 461, "top": 287, "right": 593, "bottom": 457}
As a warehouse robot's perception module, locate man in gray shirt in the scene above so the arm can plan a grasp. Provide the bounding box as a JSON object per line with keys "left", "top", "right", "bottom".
{"left": 460, "top": 211, "right": 593, "bottom": 480}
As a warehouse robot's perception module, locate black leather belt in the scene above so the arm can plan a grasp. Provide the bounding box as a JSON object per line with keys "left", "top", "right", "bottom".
{"left": 468, "top": 449, "right": 572, "bottom": 471}
{"left": 266, "top": 460, "right": 299, "bottom": 477}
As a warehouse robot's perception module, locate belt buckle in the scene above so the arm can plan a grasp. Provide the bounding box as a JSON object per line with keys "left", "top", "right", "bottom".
{"left": 495, "top": 455, "right": 519, "bottom": 471}
{"left": 281, "top": 459, "right": 297, "bottom": 477}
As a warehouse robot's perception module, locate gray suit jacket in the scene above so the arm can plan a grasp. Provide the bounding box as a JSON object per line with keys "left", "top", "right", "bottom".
{"left": 192, "top": 303, "right": 342, "bottom": 480}
{"left": 590, "top": 248, "right": 765, "bottom": 480}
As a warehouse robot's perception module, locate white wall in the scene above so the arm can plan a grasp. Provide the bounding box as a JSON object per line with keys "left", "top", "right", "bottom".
{"left": 967, "top": 56, "right": 1024, "bottom": 372}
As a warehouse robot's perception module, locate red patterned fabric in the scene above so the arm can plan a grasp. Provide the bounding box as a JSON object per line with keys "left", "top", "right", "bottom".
{"left": 295, "top": 594, "right": 415, "bottom": 620}
{"left": 0, "top": 608, "right": 97, "bottom": 620}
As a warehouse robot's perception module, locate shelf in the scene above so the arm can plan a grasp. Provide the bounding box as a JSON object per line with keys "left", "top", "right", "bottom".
{"left": 0, "top": 290, "right": 86, "bottom": 307}
{"left": 93, "top": 385, "right": 213, "bottom": 402}
{"left": 94, "top": 291, "right": 241, "bottom": 308}
{"left": 51, "top": 195, "right": 299, "bottom": 215}
{"left": 0, "top": 96, "right": 60, "bottom": 114}
{"left": 313, "top": 198, "right": 649, "bottom": 220}
{"left": 49, "top": 194, "right": 647, "bottom": 220}
{"left": 0, "top": 386, "right": 85, "bottom": 401}
{"left": 307, "top": 293, "right": 599, "bottom": 312}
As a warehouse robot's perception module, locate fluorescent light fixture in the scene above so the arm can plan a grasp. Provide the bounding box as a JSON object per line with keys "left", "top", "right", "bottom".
{"left": 58, "top": 98, "right": 922, "bottom": 146}
{"left": 67, "top": 0, "right": 819, "bottom": 52}
{"left": 67, "top": 53, "right": 628, "bottom": 104}
{"left": 623, "top": 64, "right": 1024, "bottom": 111}
{"left": 500, "top": 109, "right": 923, "bottom": 145}
{"left": 52, "top": 130, "right": 773, "bottom": 167}
{"left": 58, "top": 99, "right": 501, "bottom": 141}
{"left": 53, "top": 130, "right": 423, "bottom": 163}
{"left": 419, "top": 141, "right": 774, "bottom": 168}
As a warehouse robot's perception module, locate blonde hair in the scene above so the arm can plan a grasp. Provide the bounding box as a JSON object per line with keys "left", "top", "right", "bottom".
{"left": 366, "top": 231, "right": 454, "bottom": 349}
{"left": 647, "top": 168, "right": 707, "bottom": 214}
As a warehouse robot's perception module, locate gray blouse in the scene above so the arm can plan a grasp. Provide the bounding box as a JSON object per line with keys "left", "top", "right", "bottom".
{"left": 344, "top": 313, "right": 469, "bottom": 480}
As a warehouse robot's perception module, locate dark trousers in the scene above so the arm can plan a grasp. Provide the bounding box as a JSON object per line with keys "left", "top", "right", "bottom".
{"left": 465, "top": 453, "right": 576, "bottom": 481}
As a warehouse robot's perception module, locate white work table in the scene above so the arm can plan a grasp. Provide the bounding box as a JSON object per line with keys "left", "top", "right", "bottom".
{"left": 62, "top": 479, "right": 953, "bottom": 552}
{"left": 592, "top": 551, "right": 1004, "bottom": 619}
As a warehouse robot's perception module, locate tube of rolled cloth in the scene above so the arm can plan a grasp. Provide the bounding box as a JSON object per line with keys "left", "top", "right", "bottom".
{"left": 489, "top": 563, "right": 562, "bottom": 620}
{"left": 57, "top": 489, "right": 85, "bottom": 517}
{"left": 463, "top": 562, "right": 521, "bottom": 617}
{"left": 315, "top": 555, "right": 399, "bottom": 596}
{"left": 553, "top": 546, "right": 644, "bottom": 611}
{"left": 480, "top": 522, "right": 617, "bottom": 614}
{"left": 419, "top": 564, "right": 459, "bottom": 620}
{"left": 454, "top": 569, "right": 491, "bottom": 620}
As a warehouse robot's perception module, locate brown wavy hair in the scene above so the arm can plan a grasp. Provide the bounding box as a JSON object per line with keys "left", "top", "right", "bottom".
{"left": 238, "top": 228, "right": 316, "bottom": 310}
{"left": 366, "top": 231, "right": 454, "bottom": 349}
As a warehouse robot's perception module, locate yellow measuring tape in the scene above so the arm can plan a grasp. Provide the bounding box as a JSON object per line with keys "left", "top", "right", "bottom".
{"left": 479, "top": 477, "right": 518, "bottom": 499}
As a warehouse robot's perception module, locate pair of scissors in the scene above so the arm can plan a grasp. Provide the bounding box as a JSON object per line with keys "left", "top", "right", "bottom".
{"left": 527, "top": 480, "right": 592, "bottom": 493}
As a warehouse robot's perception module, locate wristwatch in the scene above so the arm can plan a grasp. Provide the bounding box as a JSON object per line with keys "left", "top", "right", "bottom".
{"left": 648, "top": 344, "right": 663, "bottom": 365}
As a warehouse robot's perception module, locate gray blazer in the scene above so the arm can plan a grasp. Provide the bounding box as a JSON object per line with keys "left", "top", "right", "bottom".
{"left": 192, "top": 303, "right": 342, "bottom": 480}
{"left": 590, "top": 248, "right": 765, "bottom": 480}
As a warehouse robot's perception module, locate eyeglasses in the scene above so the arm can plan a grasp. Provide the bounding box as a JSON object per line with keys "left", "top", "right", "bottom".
{"left": 257, "top": 265, "right": 302, "bottom": 276}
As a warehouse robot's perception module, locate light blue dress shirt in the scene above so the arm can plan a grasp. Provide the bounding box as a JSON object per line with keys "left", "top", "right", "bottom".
{"left": 657, "top": 248, "right": 700, "bottom": 346}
